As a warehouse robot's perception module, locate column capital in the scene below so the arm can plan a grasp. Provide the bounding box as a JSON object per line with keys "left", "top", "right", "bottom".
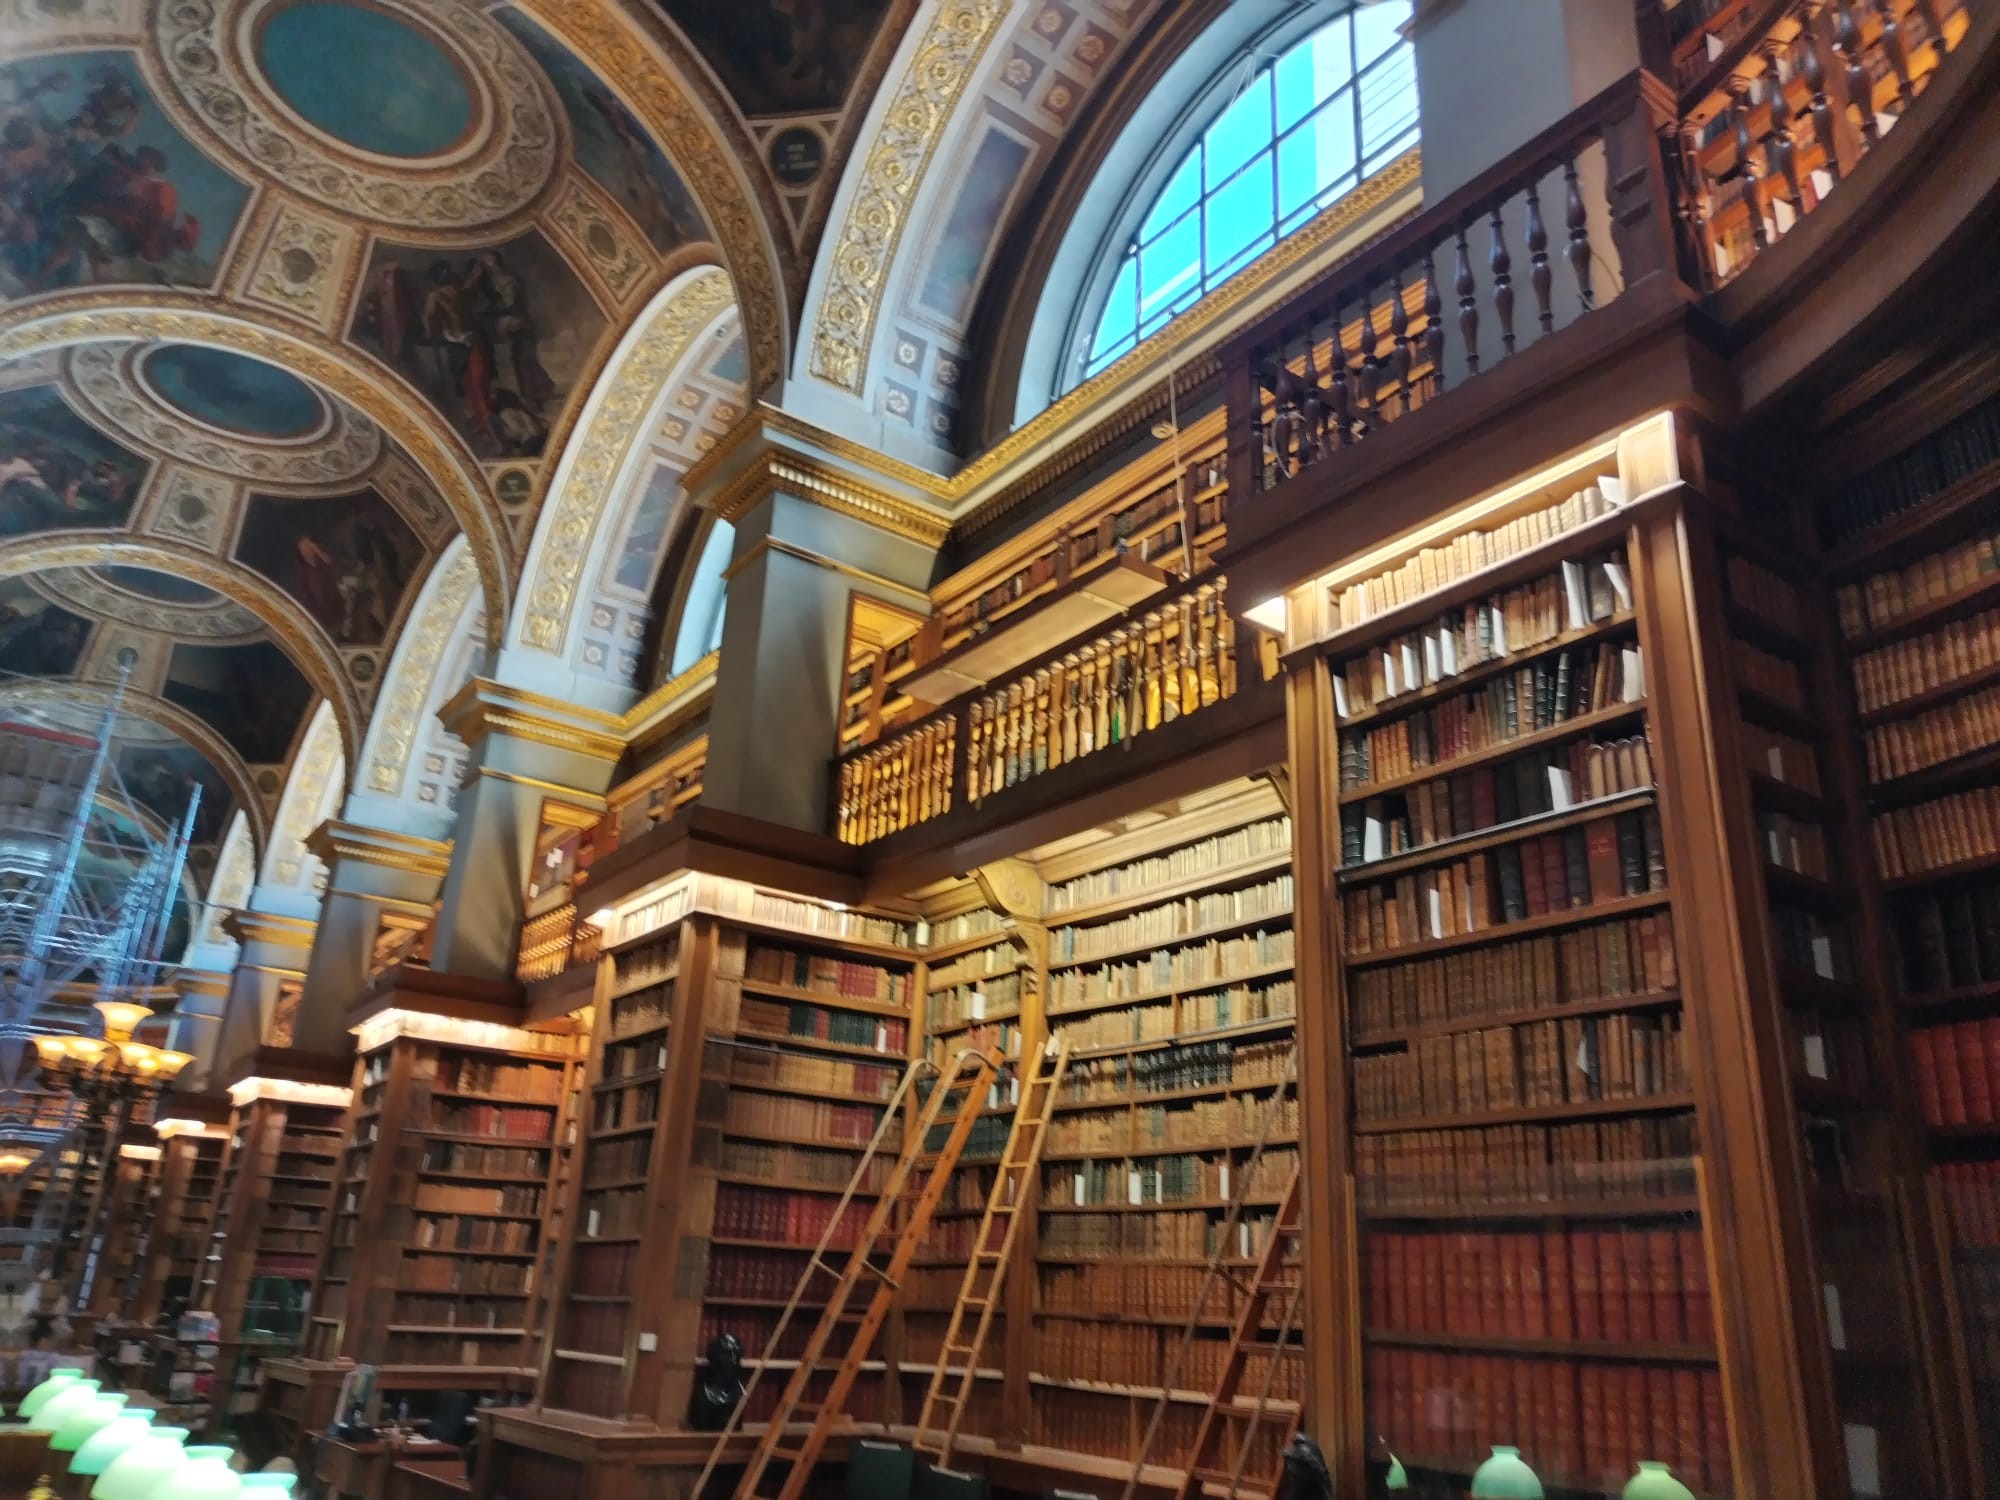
{"left": 221, "top": 908, "right": 317, "bottom": 957}
{"left": 687, "top": 405, "right": 952, "bottom": 550}
{"left": 439, "top": 676, "right": 629, "bottom": 764}
{"left": 306, "top": 818, "right": 454, "bottom": 880}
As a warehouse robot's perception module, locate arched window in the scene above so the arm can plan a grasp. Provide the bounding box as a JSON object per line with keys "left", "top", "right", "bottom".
{"left": 667, "top": 518, "right": 734, "bottom": 678}
{"left": 1078, "top": 3, "right": 1417, "bottom": 383}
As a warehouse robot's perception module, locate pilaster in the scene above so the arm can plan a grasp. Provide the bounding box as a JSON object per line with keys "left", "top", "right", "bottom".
{"left": 293, "top": 820, "right": 452, "bottom": 1051}
{"left": 213, "top": 908, "right": 318, "bottom": 1084}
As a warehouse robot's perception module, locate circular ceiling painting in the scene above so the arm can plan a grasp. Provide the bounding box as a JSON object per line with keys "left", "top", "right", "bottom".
{"left": 94, "top": 566, "right": 222, "bottom": 606}
{"left": 255, "top": 1, "right": 475, "bottom": 159}
{"left": 141, "top": 344, "right": 326, "bottom": 439}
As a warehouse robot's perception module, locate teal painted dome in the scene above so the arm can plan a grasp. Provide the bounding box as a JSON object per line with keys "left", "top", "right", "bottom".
{"left": 256, "top": 1, "right": 474, "bottom": 158}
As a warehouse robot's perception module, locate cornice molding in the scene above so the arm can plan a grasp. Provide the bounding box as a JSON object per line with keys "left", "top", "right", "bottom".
{"left": 306, "top": 819, "right": 454, "bottom": 879}
{"left": 221, "top": 909, "right": 318, "bottom": 950}
{"left": 439, "top": 677, "right": 628, "bottom": 764}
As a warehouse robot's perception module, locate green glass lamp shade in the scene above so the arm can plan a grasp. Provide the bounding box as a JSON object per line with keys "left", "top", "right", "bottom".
{"left": 1385, "top": 1452, "right": 1410, "bottom": 1490}
{"left": 15, "top": 1368, "right": 82, "bottom": 1419}
{"left": 161, "top": 1447, "right": 243, "bottom": 1500}
{"left": 239, "top": 1477, "right": 298, "bottom": 1493}
{"left": 26, "top": 1379, "right": 102, "bottom": 1433}
{"left": 91, "top": 1426, "right": 191, "bottom": 1500}
{"left": 1623, "top": 1462, "right": 1697, "bottom": 1500}
{"left": 71, "top": 1411, "right": 158, "bottom": 1476}
{"left": 50, "top": 1393, "right": 130, "bottom": 1452}
{"left": 1470, "top": 1446, "right": 1545, "bottom": 1500}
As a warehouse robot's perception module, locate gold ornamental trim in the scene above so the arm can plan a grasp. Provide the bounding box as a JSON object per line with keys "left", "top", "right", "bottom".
{"left": 519, "top": 268, "right": 735, "bottom": 655}
{"left": 617, "top": 649, "right": 718, "bottom": 735}
{"left": 810, "top": 0, "right": 1009, "bottom": 394}
{"left": 367, "top": 544, "right": 482, "bottom": 797}
{"left": 720, "top": 536, "right": 931, "bottom": 605}
{"left": 222, "top": 910, "right": 319, "bottom": 950}
{"left": 305, "top": 820, "right": 454, "bottom": 879}
{"left": 709, "top": 453, "right": 951, "bottom": 550}
{"left": 440, "top": 678, "right": 627, "bottom": 764}
{"left": 0, "top": 296, "right": 512, "bottom": 627}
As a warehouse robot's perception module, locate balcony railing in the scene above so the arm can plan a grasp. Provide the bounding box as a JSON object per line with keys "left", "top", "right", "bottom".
{"left": 836, "top": 576, "right": 1260, "bottom": 844}
{"left": 517, "top": 903, "right": 601, "bottom": 984}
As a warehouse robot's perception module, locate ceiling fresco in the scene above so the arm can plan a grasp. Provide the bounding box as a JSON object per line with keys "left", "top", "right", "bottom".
{"left": 656, "top": 0, "right": 898, "bottom": 119}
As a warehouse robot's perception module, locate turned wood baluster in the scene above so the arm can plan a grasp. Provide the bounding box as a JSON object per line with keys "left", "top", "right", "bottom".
{"left": 1734, "top": 86, "right": 1768, "bottom": 250}
{"left": 1389, "top": 263, "right": 1412, "bottom": 416}
{"left": 1421, "top": 247, "right": 1445, "bottom": 396}
{"left": 1878, "top": 0, "right": 1917, "bottom": 109}
{"left": 1454, "top": 222, "right": 1479, "bottom": 375}
{"left": 1562, "top": 153, "right": 1593, "bottom": 309}
{"left": 1524, "top": 176, "right": 1553, "bottom": 334}
{"left": 1763, "top": 43, "right": 1804, "bottom": 213}
{"left": 1800, "top": 21, "right": 1840, "bottom": 183}
{"left": 1357, "top": 286, "right": 1380, "bottom": 413}
{"left": 1834, "top": 1, "right": 1878, "bottom": 143}
{"left": 1489, "top": 203, "right": 1516, "bottom": 358}
{"left": 1328, "top": 294, "right": 1352, "bottom": 445}
{"left": 1300, "top": 325, "right": 1326, "bottom": 465}
{"left": 1914, "top": 0, "right": 1949, "bottom": 60}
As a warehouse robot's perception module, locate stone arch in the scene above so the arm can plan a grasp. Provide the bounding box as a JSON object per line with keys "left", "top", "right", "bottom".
{"left": 258, "top": 700, "right": 345, "bottom": 914}
{"left": 0, "top": 533, "right": 363, "bottom": 761}
{"left": 186, "top": 807, "right": 257, "bottom": 965}
{"left": 351, "top": 536, "right": 486, "bottom": 841}
{"left": 0, "top": 297, "right": 515, "bottom": 630}
{"left": 502, "top": 265, "right": 736, "bottom": 710}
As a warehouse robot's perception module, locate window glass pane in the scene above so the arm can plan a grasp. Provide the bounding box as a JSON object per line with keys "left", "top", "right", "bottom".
{"left": 1204, "top": 149, "right": 1273, "bottom": 278}
{"left": 1203, "top": 72, "right": 1271, "bottom": 190}
{"left": 1090, "top": 255, "right": 1139, "bottom": 363}
{"left": 1359, "top": 44, "right": 1419, "bottom": 158}
{"left": 1139, "top": 149, "right": 1201, "bottom": 241}
{"left": 1356, "top": 0, "right": 1412, "bottom": 68}
{"left": 1277, "top": 93, "right": 1357, "bottom": 219}
{"left": 671, "top": 520, "right": 735, "bottom": 677}
{"left": 1274, "top": 16, "right": 1352, "bottom": 131}
{"left": 1138, "top": 211, "right": 1201, "bottom": 323}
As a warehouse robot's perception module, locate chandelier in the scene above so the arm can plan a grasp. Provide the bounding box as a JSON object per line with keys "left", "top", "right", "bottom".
{"left": 33, "top": 1001, "right": 192, "bottom": 1103}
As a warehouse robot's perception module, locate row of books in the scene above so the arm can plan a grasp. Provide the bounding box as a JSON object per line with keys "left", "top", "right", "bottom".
{"left": 1033, "top": 1319, "right": 1302, "bottom": 1401}
{"left": 411, "top": 1213, "right": 538, "bottom": 1252}
{"left": 1872, "top": 663, "right": 2000, "bottom": 781}
{"left": 1048, "top": 929, "right": 1296, "bottom": 1010}
{"left": 1836, "top": 527, "right": 2000, "bottom": 641}
{"left": 1364, "top": 1227, "right": 1712, "bottom": 1347}
{"left": 718, "top": 1139, "right": 895, "bottom": 1193}
{"left": 926, "top": 1019, "right": 1024, "bottom": 1068}
{"left": 425, "top": 1102, "right": 555, "bottom": 1141}
{"left": 1037, "top": 1258, "right": 1300, "bottom": 1322}
{"left": 1724, "top": 554, "right": 1806, "bottom": 637}
{"left": 919, "top": 907, "right": 1007, "bottom": 947}
{"left": 433, "top": 1055, "right": 565, "bottom": 1102}
{"left": 1353, "top": 1011, "right": 1689, "bottom": 1122}
{"left": 1889, "top": 872, "right": 2000, "bottom": 996}
{"left": 1936, "top": 1161, "right": 2000, "bottom": 1247}
{"left": 1051, "top": 999, "right": 1175, "bottom": 1051}
{"left": 1044, "top": 817, "right": 1292, "bottom": 913}
{"left": 1342, "top": 811, "right": 1666, "bottom": 955}
{"left": 1049, "top": 873, "right": 1294, "bottom": 963}
{"left": 1326, "top": 494, "right": 1626, "bottom": 632}
{"left": 1366, "top": 1350, "right": 1731, "bottom": 1494}
{"left": 559, "top": 1302, "right": 625, "bottom": 1357}
{"left": 737, "top": 997, "right": 909, "bottom": 1055}
{"left": 1047, "top": 1094, "right": 1301, "bottom": 1156}
{"left": 712, "top": 1185, "right": 873, "bottom": 1247}
{"left": 1060, "top": 1038, "right": 1294, "bottom": 1105}
{"left": 1040, "top": 1206, "right": 1289, "bottom": 1261}
{"left": 1909, "top": 1019, "right": 2000, "bottom": 1126}
{"left": 390, "top": 1296, "right": 526, "bottom": 1329}
{"left": 1034, "top": 1391, "right": 1201, "bottom": 1465}
{"left": 602, "top": 1035, "right": 668, "bottom": 1082}
{"left": 1043, "top": 1147, "right": 1299, "bottom": 1208}
{"left": 1734, "top": 638, "right": 1807, "bottom": 709}
{"left": 743, "top": 942, "right": 912, "bottom": 1004}
{"left": 1761, "top": 810, "right": 1831, "bottom": 879}
{"left": 1350, "top": 915, "right": 1679, "bottom": 1039}
{"left": 589, "top": 1081, "right": 658, "bottom": 1135}
{"left": 567, "top": 1241, "right": 637, "bottom": 1298}
{"left": 1870, "top": 784, "right": 2000, "bottom": 879}
{"left": 726, "top": 1048, "right": 899, "bottom": 1101}
{"left": 1850, "top": 604, "right": 2000, "bottom": 714}
{"left": 413, "top": 1183, "right": 543, "bottom": 1215}
{"left": 1817, "top": 396, "right": 2000, "bottom": 547}
{"left": 1342, "top": 736, "right": 1654, "bottom": 866}
{"left": 920, "top": 1111, "right": 1009, "bottom": 1161}
{"left": 1339, "top": 644, "right": 1646, "bottom": 789}
{"left": 403, "top": 1253, "right": 532, "bottom": 1294}
{"left": 1772, "top": 903, "right": 1851, "bottom": 982}
{"left": 926, "top": 944, "right": 1020, "bottom": 990}
{"left": 381, "top": 1334, "right": 525, "bottom": 1369}
{"left": 613, "top": 931, "right": 679, "bottom": 990}
{"left": 1742, "top": 719, "right": 1823, "bottom": 795}
{"left": 721, "top": 1093, "right": 889, "bottom": 1147}
{"left": 608, "top": 985, "right": 670, "bottom": 1039}
{"left": 578, "top": 1184, "right": 641, "bottom": 1239}
{"left": 745, "top": 892, "right": 914, "bottom": 948}
{"left": 421, "top": 1143, "right": 549, "bottom": 1178}
{"left": 926, "top": 971, "right": 1023, "bottom": 1031}
{"left": 1790, "top": 1009, "right": 1873, "bottom": 1093}
{"left": 705, "top": 1247, "right": 840, "bottom": 1302}
{"left": 694, "top": 1309, "right": 838, "bottom": 1362}
{"left": 1355, "top": 1115, "right": 1698, "bottom": 1209}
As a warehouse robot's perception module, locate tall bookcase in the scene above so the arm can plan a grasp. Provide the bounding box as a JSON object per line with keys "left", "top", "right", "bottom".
{"left": 1812, "top": 396, "right": 2000, "bottom": 1488}
{"left": 132, "top": 1121, "right": 228, "bottom": 1327}
{"left": 303, "top": 997, "right": 585, "bottom": 1386}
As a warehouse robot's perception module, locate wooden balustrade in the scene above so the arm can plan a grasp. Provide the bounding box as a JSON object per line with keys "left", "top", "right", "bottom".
{"left": 835, "top": 576, "right": 1269, "bottom": 844}
{"left": 1678, "top": 0, "right": 1971, "bottom": 286}
{"left": 1230, "top": 71, "right": 1687, "bottom": 504}
{"left": 516, "top": 902, "right": 601, "bottom": 984}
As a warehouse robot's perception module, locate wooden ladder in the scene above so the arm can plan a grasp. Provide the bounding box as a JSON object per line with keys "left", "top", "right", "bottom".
{"left": 713, "top": 1043, "right": 1010, "bottom": 1500}
{"left": 911, "top": 1035, "right": 1072, "bottom": 1470}
{"left": 1164, "top": 1166, "right": 1305, "bottom": 1500}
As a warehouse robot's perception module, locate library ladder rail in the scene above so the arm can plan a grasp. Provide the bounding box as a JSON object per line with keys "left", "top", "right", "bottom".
{"left": 1120, "top": 1048, "right": 1305, "bottom": 1500}
{"left": 707, "top": 1043, "right": 1012, "bottom": 1500}
{"left": 911, "top": 1035, "right": 1074, "bottom": 1469}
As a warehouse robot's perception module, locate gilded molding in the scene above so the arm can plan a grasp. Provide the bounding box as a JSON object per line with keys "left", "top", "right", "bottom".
{"left": 617, "top": 649, "right": 718, "bottom": 733}
{"left": 222, "top": 910, "right": 319, "bottom": 950}
{"left": 440, "top": 678, "right": 627, "bottom": 763}
{"left": 306, "top": 820, "right": 454, "bottom": 879}
{"left": 810, "top": 0, "right": 1008, "bottom": 394}
{"left": 367, "top": 546, "right": 482, "bottom": 797}
{"left": 266, "top": 705, "right": 343, "bottom": 890}
{"left": 0, "top": 532, "right": 363, "bottom": 761}
{"left": 708, "top": 452, "right": 951, "bottom": 549}
{"left": 512, "top": 0, "right": 789, "bottom": 390}
{"left": 519, "top": 267, "right": 734, "bottom": 654}
{"left": 0, "top": 297, "right": 512, "bottom": 629}
{"left": 683, "top": 401, "right": 951, "bottom": 504}
{"left": 720, "top": 535, "right": 931, "bottom": 604}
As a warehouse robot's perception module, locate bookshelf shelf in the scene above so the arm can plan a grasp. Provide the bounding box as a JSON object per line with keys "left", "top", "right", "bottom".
{"left": 1072, "top": 1009, "right": 1296, "bottom": 1059}
{"left": 1840, "top": 564, "right": 2000, "bottom": 654}
{"left": 1351, "top": 1094, "right": 1696, "bottom": 1135}
{"left": 1737, "top": 685, "right": 1820, "bottom": 742}
{"left": 1901, "top": 977, "right": 2000, "bottom": 1014}
{"left": 1337, "top": 788, "right": 1656, "bottom": 885}
{"left": 1749, "top": 771, "right": 1831, "bottom": 820}
{"left": 1358, "top": 1195, "right": 1702, "bottom": 1223}
{"left": 1351, "top": 987, "right": 1683, "bottom": 1049}
{"left": 1047, "top": 905, "right": 1294, "bottom": 969}
{"left": 1054, "top": 1074, "right": 1294, "bottom": 1114}
{"left": 1855, "top": 655, "right": 2000, "bottom": 728}
{"left": 1823, "top": 454, "right": 2000, "bottom": 579}
{"left": 1045, "top": 957, "right": 1298, "bottom": 1017}
{"left": 738, "top": 978, "right": 911, "bottom": 1020}
{"left": 1365, "top": 1329, "right": 1718, "bottom": 1364}
{"left": 918, "top": 928, "right": 1020, "bottom": 963}
{"left": 1048, "top": 849, "right": 1295, "bottom": 924}
{"left": 1864, "top": 740, "right": 2000, "bottom": 809}
{"left": 1343, "top": 890, "right": 1673, "bottom": 968}
{"left": 1335, "top": 613, "right": 1639, "bottom": 729}
{"left": 1881, "top": 848, "right": 2000, "bottom": 892}
{"left": 1338, "top": 700, "right": 1649, "bottom": 803}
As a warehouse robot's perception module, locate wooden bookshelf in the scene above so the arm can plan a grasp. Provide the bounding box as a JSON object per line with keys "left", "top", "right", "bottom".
{"left": 132, "top": 1123, "right": 228, "bottom": 1328}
